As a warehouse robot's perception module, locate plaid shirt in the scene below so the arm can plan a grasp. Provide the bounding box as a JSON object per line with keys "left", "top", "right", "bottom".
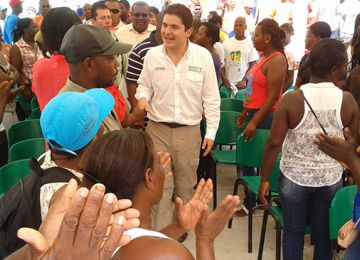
{"left": 15, "top": 38, "right": 37, "bottom": 81}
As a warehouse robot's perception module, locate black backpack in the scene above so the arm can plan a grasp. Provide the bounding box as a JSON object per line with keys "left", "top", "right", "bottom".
{"left": 0, "top": 158, "right": 80, "bottom": 258}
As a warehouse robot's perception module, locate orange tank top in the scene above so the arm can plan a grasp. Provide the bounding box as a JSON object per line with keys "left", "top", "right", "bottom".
{"left": 243, "top": 51, "right": 284, "bottom": 112}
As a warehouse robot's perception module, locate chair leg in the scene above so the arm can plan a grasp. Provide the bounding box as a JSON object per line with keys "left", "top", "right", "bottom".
{"left": 212, "top": 162, "right": 217, "bottom": 210}
{"left": 257, "top": 209, "right": 269, "bottom": 260}
{"left": 248, "top": 190, "right": 254, "bottom": 253}
{"left": 228, "top": 178, "right": 240, "bottom": 228}
{"left": 275, "top": 223, "right": 282, "bottom": 260}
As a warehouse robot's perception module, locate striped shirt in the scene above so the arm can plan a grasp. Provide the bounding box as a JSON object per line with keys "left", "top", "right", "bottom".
{"left": 126, "top": 30, "right": 158, "bottom": 84}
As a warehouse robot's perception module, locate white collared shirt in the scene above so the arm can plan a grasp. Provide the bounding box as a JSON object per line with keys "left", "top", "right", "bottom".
{"left": 115, "top": 23, "right": 156, "bottom": 49}
{"left": 135, "top": 42, "right": 220, "bottom": 140}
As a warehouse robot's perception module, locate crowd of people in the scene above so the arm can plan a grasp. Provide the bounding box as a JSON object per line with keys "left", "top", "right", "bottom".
{"left": 0, "top": 0, "right": 360, "bottom": 259}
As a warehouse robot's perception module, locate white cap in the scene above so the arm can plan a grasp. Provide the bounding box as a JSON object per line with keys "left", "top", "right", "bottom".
{"left": 243, "top": 0, "right": 255, "bottom": 8}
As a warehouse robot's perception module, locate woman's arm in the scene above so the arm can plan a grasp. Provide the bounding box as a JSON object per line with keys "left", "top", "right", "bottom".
{"left": 242, "top": 54, "right": 287, "bottom": 141}
{"left": 9, "top": 45, "right": 27, "bottom": 86}
{"left": 258, "top": 94, "right": 291, "bottom": 205}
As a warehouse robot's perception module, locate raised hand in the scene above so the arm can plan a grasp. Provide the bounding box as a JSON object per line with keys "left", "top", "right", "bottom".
{"left": 176, "top": 179, "right": 213, "bottom": 231}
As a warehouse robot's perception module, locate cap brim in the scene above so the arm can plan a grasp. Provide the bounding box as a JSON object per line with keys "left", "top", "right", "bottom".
{"left": 84, "top": 88, "right": 115, "bottom": 122}
{"left": 102, "top": 41, "right": 132, "bottom": 56}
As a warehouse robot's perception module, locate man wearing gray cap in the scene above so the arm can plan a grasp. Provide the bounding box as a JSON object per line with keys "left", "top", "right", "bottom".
{"left": 59, "top": 24, "right": 136, "bottom": 133}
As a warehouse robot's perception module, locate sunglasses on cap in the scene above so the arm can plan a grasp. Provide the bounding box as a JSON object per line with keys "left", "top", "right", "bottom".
{"left": 132, "top": 12, "right": 148, "bottom": 18}
{"left": 110, "top": 8, "right": 120, "bottom": 14}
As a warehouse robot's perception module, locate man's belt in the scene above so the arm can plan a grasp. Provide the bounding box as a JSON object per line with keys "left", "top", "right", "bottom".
{"left": 159, "top": 122, "right": 187, "bottom": 128}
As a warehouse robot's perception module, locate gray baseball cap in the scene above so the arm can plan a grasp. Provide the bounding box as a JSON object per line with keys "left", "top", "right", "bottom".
{"left": 60, "top": 24, "right": 132, "bottom": 63}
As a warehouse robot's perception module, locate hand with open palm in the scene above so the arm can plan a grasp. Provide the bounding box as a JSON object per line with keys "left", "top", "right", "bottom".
{"left": 176, "top": 178, "right": 213, "bottom": 231}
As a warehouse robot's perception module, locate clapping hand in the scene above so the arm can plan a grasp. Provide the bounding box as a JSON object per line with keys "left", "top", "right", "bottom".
{"left": 176, "top": 179, "right": 213, "bottom": 231}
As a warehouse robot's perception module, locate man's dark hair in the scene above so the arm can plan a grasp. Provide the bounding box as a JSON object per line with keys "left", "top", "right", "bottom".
{"left": 41, "top": 7, "right": 81, "bottom": 54}
{"left": 201, "top": 22, "right": 220, "bottom": 44}
{"left": 132, "top": 1, "right": 149, "bottom": 9}
{"left": 149, "top": 6, "right": 159, "bottom": 16}
{"left": 309, "top": 38, "right": 347, "bottom": 78}
{"left": 208, "top": 13, "right": 222, "bottom": 27}
{"left": 91, "top": 2, "right": 109, "bottom": 20}
{"left": 309, "top": 21, "right": 331, "bottom": 38}
{"left": 163, "top": 4, "right": 192, "bottom": 31}
{"left": 119, "top": 0, "right": 130, "bottom": 9}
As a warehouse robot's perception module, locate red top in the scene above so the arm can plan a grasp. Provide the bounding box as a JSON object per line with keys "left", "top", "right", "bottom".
{"left": 32, "top": 54, "right": 126, "bottom": 122}
{"left": 32, "top": 54, "right": 70, "bottom": 111}
{"left": 243, "top": 51, "right": 283, "bottom": 112}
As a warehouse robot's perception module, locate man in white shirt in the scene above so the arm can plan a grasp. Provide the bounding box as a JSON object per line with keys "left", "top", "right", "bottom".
{"left": 105, "top": 0, "right": 124, "bottom": 33}
{"left": 115, "top": 1, "right": 155, "bottom": 48}
{"left": 222, "top": 17, "right": 258, "bottom": 90}
{"left": 136, "top": 4, "right": 220, "bottom": 230}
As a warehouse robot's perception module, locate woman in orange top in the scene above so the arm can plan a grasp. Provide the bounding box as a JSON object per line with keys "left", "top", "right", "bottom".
{"left": 238, "top": 18, "right": 287, "bottom": 141}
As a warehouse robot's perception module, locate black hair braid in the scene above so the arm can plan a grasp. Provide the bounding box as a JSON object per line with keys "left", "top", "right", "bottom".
{"left": 13, "top": 18, "right": 32, "bottom": 43}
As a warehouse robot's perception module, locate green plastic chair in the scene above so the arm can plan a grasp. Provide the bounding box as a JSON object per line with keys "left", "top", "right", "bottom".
{"left": 329, "top": 185, "right": 358, "bottom": 257}
{"left": 220, "top": 98, "right": 244, "bottom": 112}
{"left": 8, "top": 119, "right": 44, "bottom": 147}
{"left": 31, "top": 107, "right": 41, "bottom": 119}
{"left": 210, "top": 111, "right": 241, "bottom": 208}
{"left": 235, "top": 89, "right": 246, "bottom": 101}
{"left": 9, "top": 138, "right": 45, "bottom": 162}
{"left": 219, "top": 86, "right": 231, "bottom": 98}
{"left": 227, "top": 129, "right": 271, "bottom": 253}
{"left": 0, "top": 159, "right": 31, "bottom": 195}
{"left": 31, "top": 96, "right": 40, "bottom": 110}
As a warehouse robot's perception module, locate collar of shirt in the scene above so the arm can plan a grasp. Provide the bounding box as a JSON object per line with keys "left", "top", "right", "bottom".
{"left": 63, "top": 78, "right": 88, "bottom": 92}
{"left": 129, "top": 23, "right": 155, "bottom": 34}
{"left": 161, "top": 40, "right": 192, "bottom": 62}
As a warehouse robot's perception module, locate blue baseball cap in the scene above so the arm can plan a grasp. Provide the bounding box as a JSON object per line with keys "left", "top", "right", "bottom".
{"left": 41, "top": 89, "right": 114, "bottom": 155}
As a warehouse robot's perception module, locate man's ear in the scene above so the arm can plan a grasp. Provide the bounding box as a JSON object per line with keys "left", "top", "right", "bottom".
{"left": 144, "top": 168, "right": 155, "bottom": 191}
{"left": 83, "top": 57, "right": 94, "bottom": 72}
{"left": 186, "top": 27, "right": 193, "bottom": 39}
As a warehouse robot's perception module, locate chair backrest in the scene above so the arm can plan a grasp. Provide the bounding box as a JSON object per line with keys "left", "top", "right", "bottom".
{"left": 236, "top": 129, "right": 271, "bottom": 167}
{"left": 329, "top": 185, "right": 358, "bottom": 240}
{"left": 8, "top": 119, "right": 43, "bottom": 147}
{"left": 220, "top": 98, "right": 244, "bottom": 112}
{"left": 0, "top": 159, "right": 31, "bottom": 195}
{"left": 9, "top": 138, "right": 45, "bottom": 162}
{"left": 268, "top": 153, "right": 282, "bottom": 193}
{"left": 31, "top": 107, "right": 41, "bottom": 119}
{"left": 219, "top": 86, "right": 231, "bottom": 98}
{"left": 235, "top": 89, "right": 245, "bottom": 101}
{"left": 31, "top": 96, "right": 39, "bottom": 110}
{"left": 214, "top": 111, "right": 241, "bottom": 145}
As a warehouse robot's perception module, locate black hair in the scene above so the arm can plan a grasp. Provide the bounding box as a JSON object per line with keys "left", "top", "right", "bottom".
{"left": 309, "top": 21, "right": 331, "bottom": 38}
{"left": 208, "top": 13, "right": 222, "bottom": 27}
{"left": 201, "top": 22, "right": 220, "bottom": 44}
{"left": 119, "top": 0, "right": 130, "bottom": 9}
{"left": 13, "top": 18, "right": 33, "bottom": 43}
{"left": 91, "top": 2, "right": 109, "bottom": 20}
{"left": 258, "top": 18, "right": 285, "bottom": 58}
{"left": 149, "top": 6, "right": 159, "bottom": 16}
{"left": 132, "top": 1, "right": 149, "bottom": 9}
{"left": 309, "top": 38, "right": 347, "bottom": 78}
{"left": 351, "top": 14, "right": 360, "bottom": 47}
{"left": 280, "top": 23, "right": 294, "bottom": 35}
{"left": 80, "top": 129, "right": 155, "bottom": 200}
{"left": 41, "top": 7, "right": 81, "bottom": 54}
{"left": 164, "top": 4, "right": 192, "bottom": 31}
{"left": 351, "top": 37, "right": 360, "bottom": 69}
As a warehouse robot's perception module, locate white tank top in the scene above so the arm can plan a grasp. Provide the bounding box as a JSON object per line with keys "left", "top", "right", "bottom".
{"left": 112, "top": 228, "right": 172, "bottom": 258}
{"left": 280, "top": 82, "right": 344, "bottom": 187}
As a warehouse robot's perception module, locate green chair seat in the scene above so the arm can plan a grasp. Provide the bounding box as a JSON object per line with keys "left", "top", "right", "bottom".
{"left": 9, "top": 138, "right": 45, "bottom": 162}
{"left": 211, "top": 150, "right": 236, "bottom": 164}
{"left": 0, "top": 159, "right": 31, "bottom": 195}
{"left": 8, "top": 119, "right": 43, "bottom": 147}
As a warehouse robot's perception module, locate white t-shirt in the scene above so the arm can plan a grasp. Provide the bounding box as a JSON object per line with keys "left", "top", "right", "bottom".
{"left": 222, "top": 38, "right": 258, "bottom": 84}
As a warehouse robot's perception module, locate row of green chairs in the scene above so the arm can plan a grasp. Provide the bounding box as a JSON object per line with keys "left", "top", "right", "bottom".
{"left": 9, "top": 138, "right": 45, "bottom": 162}
{"left": 219, "top": 86, "right": 246, "bottom": 102}
{"left": 8, "top": 119, "right": 43, "bottom": 147}
{"left": 0, "top": 159, "right": 31, "bottom": 195}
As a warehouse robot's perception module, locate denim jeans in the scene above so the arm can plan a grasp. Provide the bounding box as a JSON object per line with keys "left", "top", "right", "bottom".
{"left": 279, "top": 173, "right": 342, "bottom": 260}
{"left": 344, "top": 233, "right": 360, "bottom": 260}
